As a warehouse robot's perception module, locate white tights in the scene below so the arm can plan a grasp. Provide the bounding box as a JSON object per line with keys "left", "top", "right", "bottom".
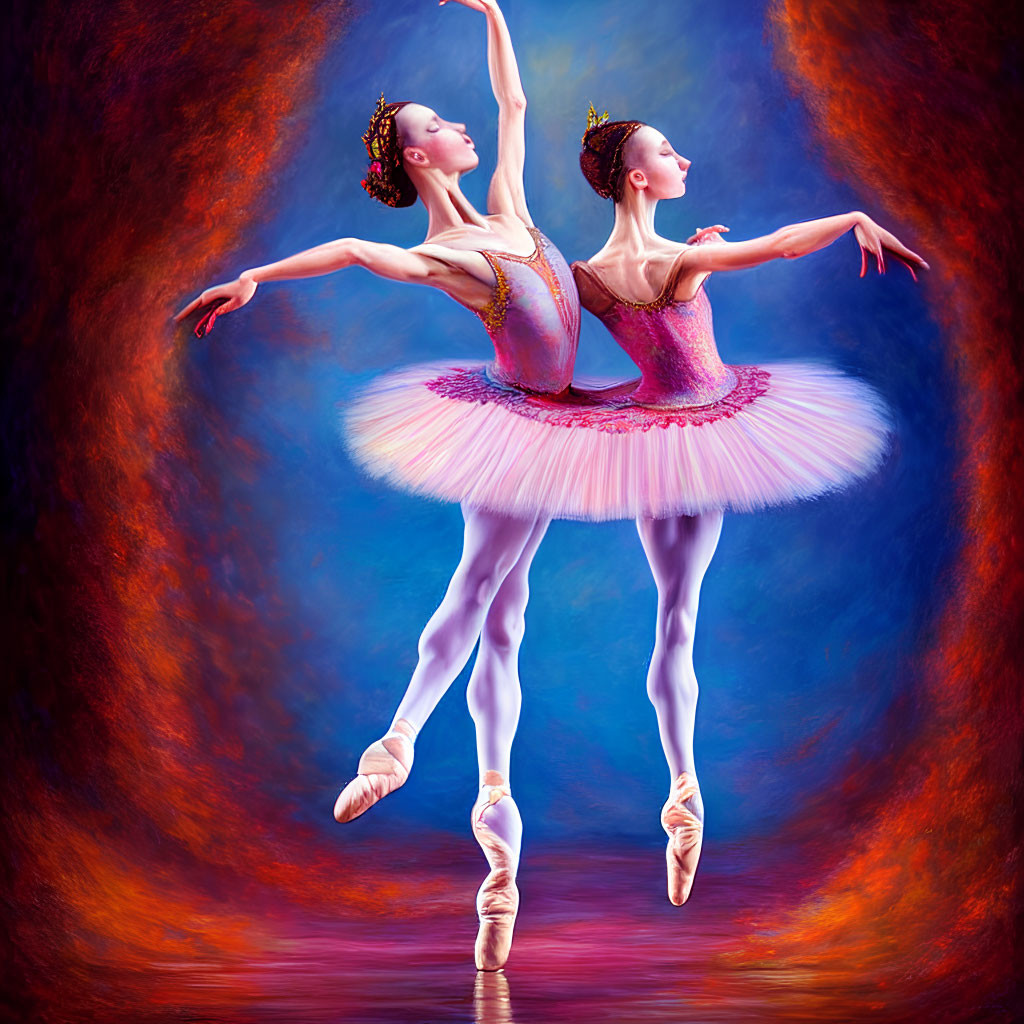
{"left": 386, "top": 505, "right": 546, "bottom": 860}
{"left": 379, "top": 506, "right": 722, "bottom": 855}
{"left": 637, "top": 510, "right": 724, "bottom": 821}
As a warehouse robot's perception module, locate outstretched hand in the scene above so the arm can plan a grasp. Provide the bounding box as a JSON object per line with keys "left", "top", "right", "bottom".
{"left": 853, "top": 215, "right": 929, "bottom": 281}
{"left": 687, "top": 225, "right": 729, "bottom": 246}
{"left": 438, "top": 0, "right": 492, "bottom": 12}
{"left": 173, "top": 276, "right": 258, "bottom": 338}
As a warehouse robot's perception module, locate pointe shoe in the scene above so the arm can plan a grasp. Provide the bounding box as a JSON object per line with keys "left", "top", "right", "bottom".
{"left": 333, "top": 718, "right": 416, "bottom": 823}
{"left": 472, "top": 772, "right": 520, "bottom": 972}
{"left": 661, "top": 771, "right": 704, "bottom": 906}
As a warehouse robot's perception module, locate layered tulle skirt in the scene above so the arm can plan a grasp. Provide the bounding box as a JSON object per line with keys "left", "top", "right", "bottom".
{"left": 341, "top": 360, "right": 891, "bottom": 521}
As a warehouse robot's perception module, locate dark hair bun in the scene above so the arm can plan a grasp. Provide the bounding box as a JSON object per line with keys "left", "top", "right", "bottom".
{"left": 580, "top": 118, "right": 644, "bottom": 202}
{"left": 361, "top": 95, "right": 418, "bottom": 208}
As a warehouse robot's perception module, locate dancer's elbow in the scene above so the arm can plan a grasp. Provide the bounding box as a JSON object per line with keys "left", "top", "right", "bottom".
{"left": 773, "top": 228, "right": 802, "bottom": 259}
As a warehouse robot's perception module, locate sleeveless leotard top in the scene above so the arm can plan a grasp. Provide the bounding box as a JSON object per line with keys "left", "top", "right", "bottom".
{"left": 351, "top": 236, "right": 889, "bottom": 520}
{"left": 470, "top": 226, "right": 580, "bottom": 395}
{"left": 572, "top": 252, "right": 735, "bottom": 408}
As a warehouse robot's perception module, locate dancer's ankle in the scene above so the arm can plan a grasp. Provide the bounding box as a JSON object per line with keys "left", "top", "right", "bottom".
{"left": 387, "top": 717, "right": 419, "bottom": 742}
{"left": 667, "top": 770, "right": 704, "bottom": 824}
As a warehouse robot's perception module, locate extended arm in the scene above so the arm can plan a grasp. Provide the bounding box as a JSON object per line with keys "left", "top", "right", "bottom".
{"left": 239, "top": 238, "right": 442, "bottom": 286}
{"left": 174, "top": 238, "right": 476, "bottom": 336}
{"left": 680, "top": 212, "right": 928, "bottom": 279}
{"left": 444, "top": 0, "right": 531, "bottom": 223}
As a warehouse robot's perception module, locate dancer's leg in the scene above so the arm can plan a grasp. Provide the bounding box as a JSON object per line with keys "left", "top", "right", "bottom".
{"left": 393, "top": 507, "right": 545, "bottom": 731}
{"left": 467, "top": 518, "right": 547, "bottom": 971}
{"left": 335, "top": 506, "right": 542, "bottom": 823}
{"left": 636, "top": 511, "right": 724, "bottom": 793}
{"left": 636, "top": 511, "right": 724, "bottom": 904}
{"left": 468, "top": 517, "right": 548, "bottom": 785}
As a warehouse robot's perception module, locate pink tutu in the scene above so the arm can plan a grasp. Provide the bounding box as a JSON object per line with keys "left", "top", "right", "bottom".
{"left": 340, "top": 233, "right": 890, "bottom": 522}
{"left": 342, "top": 355, "right": 890, "bottom": 521}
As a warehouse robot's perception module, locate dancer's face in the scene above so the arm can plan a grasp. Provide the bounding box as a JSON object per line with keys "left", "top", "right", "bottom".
{"left": 623, "top": 126, "right": 691, "bottom": 200}
{"left": 396, "top": 103, "right": 479, "bottom": 175}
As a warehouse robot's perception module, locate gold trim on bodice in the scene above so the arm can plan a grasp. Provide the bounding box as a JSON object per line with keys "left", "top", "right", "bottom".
{"left": 477, "top": 227, "right": 575, "bottom": 337}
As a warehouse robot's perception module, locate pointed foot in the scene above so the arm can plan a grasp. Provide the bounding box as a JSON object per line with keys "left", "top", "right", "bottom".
{"left": 333, "top": 719, "right": 415, "bottom": 823}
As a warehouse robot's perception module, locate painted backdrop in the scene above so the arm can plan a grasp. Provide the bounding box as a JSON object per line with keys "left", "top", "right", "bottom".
{"left": 3, "top": 0, "right": 1021, "bottom": 1021}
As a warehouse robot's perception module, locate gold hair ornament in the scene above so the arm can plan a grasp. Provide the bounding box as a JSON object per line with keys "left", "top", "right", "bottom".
{"left": 583, "top": 102, "right": 609, "bottom": 143}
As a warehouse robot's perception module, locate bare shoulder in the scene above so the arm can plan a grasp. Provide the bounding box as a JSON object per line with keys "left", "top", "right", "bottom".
{"left": 481, "top": 212, "right": 537, "bottom": 251}
{"left": 412, "top": 214, "right": 532, "bottom": 259}
{"left": 591, "top": 240, "right": 687, "bottom": 272}
{"left": 582, "top": 241, "right": 690, "bottom": 302}
{"left": 409, "top": 240, "right": 479, "bottom": 266}
{"left": 404, "top": 241, "right": 496, "bottom": 307}
{"left": 484, "top": 211, "right": 526, "bottom": 232}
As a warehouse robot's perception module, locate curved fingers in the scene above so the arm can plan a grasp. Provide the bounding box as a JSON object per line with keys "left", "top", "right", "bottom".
{"left": 890, "top": 238, "right": 929, "bottom": 274}
{"left": 686, "top": 225, "right": 730, "bottom": 245}
{"left": 439, "top": 0, "right": 490, "bottom": 10}
{"left": 173, "top": 294, "right": 205, "bottom": 322}
{"left": 193, "top": 299, "right": 229, "bottom": 338}
{"left": 893, "top": 251, "right": 918, "bottom": 282}
{"left": 888, "top": 245, "right": 928, "bottom": 281}
{"left": 860, "top": 236, "right": 929, "bottom": 281}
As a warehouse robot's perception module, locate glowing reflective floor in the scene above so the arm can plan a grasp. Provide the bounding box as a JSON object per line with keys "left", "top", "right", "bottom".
{"left": 77, "top": 841, "right": 996, "bottom": 1024}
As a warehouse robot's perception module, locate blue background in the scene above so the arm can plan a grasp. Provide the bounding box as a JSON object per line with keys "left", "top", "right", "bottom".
{"left": 187, "top": 0, "right": 956, "bottom": 846}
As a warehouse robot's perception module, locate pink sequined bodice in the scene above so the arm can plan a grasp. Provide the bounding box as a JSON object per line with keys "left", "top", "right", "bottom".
{"left": 572, "top": 262, "right": 735, "bottom": 408}
{"left": 425, "top": 244, "right": 771, "bottom": 434}
{"left": 473, "top": 227, "right": 580, "bottom": 395}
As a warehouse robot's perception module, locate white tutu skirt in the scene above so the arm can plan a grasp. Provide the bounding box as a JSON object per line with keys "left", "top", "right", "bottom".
{"left": 340, "top": 359, "right": 891, "bottom": 521}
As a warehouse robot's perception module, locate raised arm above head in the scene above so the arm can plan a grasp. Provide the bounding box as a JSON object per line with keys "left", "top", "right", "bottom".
{"left": 442, "top": 0, "right": 531, "bottom": 225}
{"left": 175, "top": 87, "right": 510, "bottom": 337}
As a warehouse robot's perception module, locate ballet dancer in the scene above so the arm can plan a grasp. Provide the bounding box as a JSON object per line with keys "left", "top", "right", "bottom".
{"left": 177, "top": 0, "right": 581, "bottom": 972}
{"left": 569, "top": 106, "right": 927, "bottom": 903}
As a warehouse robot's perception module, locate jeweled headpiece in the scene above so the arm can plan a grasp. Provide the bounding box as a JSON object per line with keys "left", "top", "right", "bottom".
{"left": 580, "top": 104, "right": 644, "bottom": 203}
{"left": 583, "top": 102, "right": 609, "bottom": 142}
{"left": 361, "top": 94, "right": 417, "bottom": 208}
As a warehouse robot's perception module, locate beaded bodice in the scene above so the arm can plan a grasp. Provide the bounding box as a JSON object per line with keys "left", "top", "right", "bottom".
{"left": 472, "top": 227, "right": 580, "bottom": 395}
{"left": 572, "top": 259, "right": 736, "bottom": 408}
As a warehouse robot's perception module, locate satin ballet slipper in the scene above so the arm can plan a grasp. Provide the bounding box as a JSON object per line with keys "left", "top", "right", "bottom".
{"left": 333, "top": 718, "right": 416, "bottom": 823}
{"left": 661, "top": 771, "right": 704, "bottom": 906}
{"left": 472, "top": 772, "right": 520, "bottom": 972}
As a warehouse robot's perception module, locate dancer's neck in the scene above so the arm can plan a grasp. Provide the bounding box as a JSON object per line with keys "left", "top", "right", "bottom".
{"left": 603, "top": 189, "right": 662, "bottom": 257}
{"left": 415, "top": 171, "right": 489, "bottom": 240}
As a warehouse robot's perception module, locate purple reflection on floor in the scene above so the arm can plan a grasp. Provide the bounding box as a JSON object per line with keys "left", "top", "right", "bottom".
{"left": 112, "top": 840, "right": 949, "bottom": 1023}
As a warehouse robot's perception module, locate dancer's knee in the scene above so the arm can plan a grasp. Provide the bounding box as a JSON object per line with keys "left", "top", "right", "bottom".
{"left": 456, "top": 556, "right": 518, "bottom": 613}
{"left": 647, "top": 669, "right": 698, "bottom": 705}
{"left": 481, "top": 601, "right": 526, "bottom": 656}
{"left": 659, "top": 603, "right": 697, "bottom": 650}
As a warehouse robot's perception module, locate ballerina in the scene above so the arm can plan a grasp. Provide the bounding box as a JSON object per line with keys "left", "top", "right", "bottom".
{"left": 568, "top": 108, "right": 928, "bottom": 904}
{"left": 176, "top": 0, "right": 588, "bottom": 972}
